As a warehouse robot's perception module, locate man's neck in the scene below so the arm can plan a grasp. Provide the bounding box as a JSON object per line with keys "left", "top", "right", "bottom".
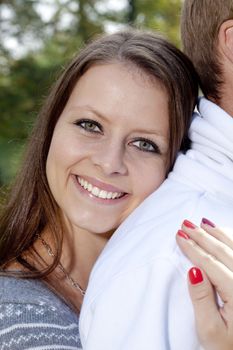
{"left": 217, "top": 66, "right": 233, "bottom": 117}
{"left": 209, "top": 82, "right": 233, "bottom": 117}
{"left": 219, "top": 94, "right": 233, "bottom": 117}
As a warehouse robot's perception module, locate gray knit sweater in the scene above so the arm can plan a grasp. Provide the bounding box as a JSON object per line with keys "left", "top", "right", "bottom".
{"left": 0, "top": 276, "right": 82, "bottom": 350}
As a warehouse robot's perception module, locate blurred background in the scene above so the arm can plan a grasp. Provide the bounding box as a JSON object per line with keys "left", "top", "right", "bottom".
{"left": 0, "top": 0, "right": 182, "bottom": 189}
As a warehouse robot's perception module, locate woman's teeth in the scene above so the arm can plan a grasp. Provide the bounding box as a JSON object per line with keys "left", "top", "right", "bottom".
{"left": 77, "top": 176, "right": 124, "bottom": 200}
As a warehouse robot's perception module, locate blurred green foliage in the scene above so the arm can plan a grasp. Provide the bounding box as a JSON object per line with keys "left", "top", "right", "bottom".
{"left": 0, "top": 0, "right": 182, "bottom": 189}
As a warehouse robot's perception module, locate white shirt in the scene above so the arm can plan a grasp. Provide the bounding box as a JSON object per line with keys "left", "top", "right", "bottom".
{"left": 80, "top": 98, "right": 233, "bottom": 350}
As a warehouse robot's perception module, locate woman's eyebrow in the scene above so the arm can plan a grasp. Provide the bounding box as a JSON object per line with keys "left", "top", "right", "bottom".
{"left": 72, "top": 105, "right": 110, "bottom": 123}
{"left": 131, "top": 125, "right": 168, "bottom": 142}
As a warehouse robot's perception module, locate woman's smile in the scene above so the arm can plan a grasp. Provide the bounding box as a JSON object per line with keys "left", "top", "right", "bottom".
{"left": 73, "top": 174, "right": 128, "bottom": 204}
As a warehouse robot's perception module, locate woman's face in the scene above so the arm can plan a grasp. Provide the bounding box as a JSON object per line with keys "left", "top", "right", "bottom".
{"left": 46, "top": 63, "right": 169, "bottom": 235}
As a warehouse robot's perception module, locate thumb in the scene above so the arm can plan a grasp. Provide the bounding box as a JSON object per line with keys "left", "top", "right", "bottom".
{"left": 188, "top": 267, "right": 224, "bottom": 344}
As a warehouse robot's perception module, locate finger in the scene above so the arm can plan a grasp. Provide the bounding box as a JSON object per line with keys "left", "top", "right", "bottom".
{"left": 188, "top": 267, "right": 223, "bottom": 326}
{"left": 181, "top": 220, "right": 233, "bottom": 271}
{"left": 187, "top": 267, "right": 227, "bottom": 348}
{"left": 201, "top": 218, "right": 233, "bottom": 250}
{"left": 176, "top": 232, "right": 233, "bottom": 300}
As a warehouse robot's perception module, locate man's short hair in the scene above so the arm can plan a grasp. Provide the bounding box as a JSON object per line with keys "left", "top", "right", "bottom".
{"left": 181, "top": 0, "right": 233, "bottom": 101}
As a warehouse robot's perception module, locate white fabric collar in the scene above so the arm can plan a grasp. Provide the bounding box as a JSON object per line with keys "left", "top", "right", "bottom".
{"left": 171, "top": 97, "right": 233, "bottom": 200}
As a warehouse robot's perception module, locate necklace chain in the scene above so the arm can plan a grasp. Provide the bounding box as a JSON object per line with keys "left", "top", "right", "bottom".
{"left": 37, "top": 235, "right": 86, "bottom": 296}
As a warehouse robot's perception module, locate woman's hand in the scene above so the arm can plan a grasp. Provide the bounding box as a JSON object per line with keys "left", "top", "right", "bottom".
{"left": 176, "top": 218, "right": 233, "bottom": 350}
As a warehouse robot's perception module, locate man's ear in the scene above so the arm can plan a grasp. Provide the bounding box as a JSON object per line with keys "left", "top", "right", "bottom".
{"left": 218, "top": 19, "right": 233, "bottom": 63}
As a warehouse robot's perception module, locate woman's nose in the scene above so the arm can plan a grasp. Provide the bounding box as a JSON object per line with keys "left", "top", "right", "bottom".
{"left": 91, "top": 142, "right": 128, "bottom": 176}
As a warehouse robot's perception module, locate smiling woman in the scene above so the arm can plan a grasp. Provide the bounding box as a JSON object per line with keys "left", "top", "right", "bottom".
{"left": 46, "top": 63, "right": 169, "bottom": 235}
{"left": 0, "top": 29, "right": 198, "bottom": 349}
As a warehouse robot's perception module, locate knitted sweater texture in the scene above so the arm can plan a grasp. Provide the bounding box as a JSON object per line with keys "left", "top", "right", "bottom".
{"left": 0, "top": 276, "right": 82, "bottom": 350}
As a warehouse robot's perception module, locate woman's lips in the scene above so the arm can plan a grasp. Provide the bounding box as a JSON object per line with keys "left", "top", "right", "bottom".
{"left": 77, "top": 175, "right": 126, "bottom": 193}
{"left": 72, "top": 175, "right": 128, "bottom": 203}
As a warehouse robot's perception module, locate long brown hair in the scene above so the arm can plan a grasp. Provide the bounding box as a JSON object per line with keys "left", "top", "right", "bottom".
{"left": 0, "top": 29, "right": 199, "bottom": 279}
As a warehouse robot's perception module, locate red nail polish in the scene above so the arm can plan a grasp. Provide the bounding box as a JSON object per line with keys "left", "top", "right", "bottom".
{"left": 188, "top": 267, "right": 203, "bottom": 285}
{"left": 183, "top": 220, "right": 196, "bottom": 229}
{"left": 177, "top": 230, "right": 190, "bottom": 240}
{"left": 202, "top": 218, "right": 215, "bottom": 228}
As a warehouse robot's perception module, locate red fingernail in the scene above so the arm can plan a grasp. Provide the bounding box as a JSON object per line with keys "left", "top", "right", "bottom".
{"left": 183, "top": 220, "right": 196, "bottom": 229}
{"left": 202, "top": 218, "right": 215, "bottom": 228}
{"left": 188, "top": 267, "right": 203, "bottom": 285}
{"left": 177, "top": 229, "right": 190, "bottom": 240}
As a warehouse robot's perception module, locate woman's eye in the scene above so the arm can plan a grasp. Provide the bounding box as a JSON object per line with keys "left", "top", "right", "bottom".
{"left": 131, "top": 139, "right": 160, "bottom": 154}
{"left": 75, "top": 119, "right": 102, "bottom": 133}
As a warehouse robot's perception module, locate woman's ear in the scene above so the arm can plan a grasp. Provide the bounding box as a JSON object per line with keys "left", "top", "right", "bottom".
{"left": 218, "top": 19, "right": 233, "bottom": 63}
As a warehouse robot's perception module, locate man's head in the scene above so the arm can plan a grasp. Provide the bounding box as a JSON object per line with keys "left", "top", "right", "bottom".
{"left": 181, "top": 0, "right": 233, "bottom": 114}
